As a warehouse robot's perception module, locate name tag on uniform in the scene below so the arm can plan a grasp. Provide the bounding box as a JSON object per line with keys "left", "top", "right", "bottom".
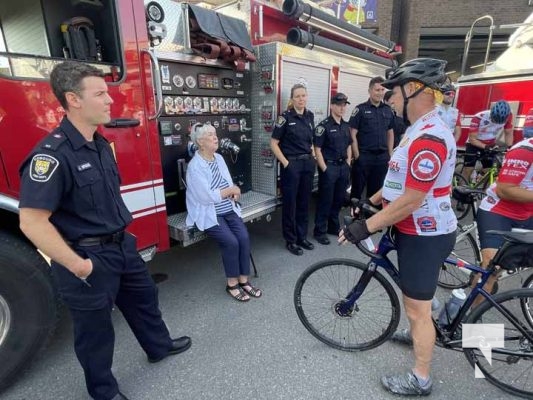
{"left": 289, "top": 122, "right": 296, "bottom": 126}
{"left": 77, "top": 162, "right": 92, "bottom": 172}
{"left": 330, "top": 129, "right": 337, "bottom": 132}
{"left": 364, "top": 111, "right": 372, "bottom": 114}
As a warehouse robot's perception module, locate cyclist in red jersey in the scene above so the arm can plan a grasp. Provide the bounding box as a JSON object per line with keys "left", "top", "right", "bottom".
{"left": 474, "top": 137, "right": 533, "bottom": 304}
{"left": 339, "top": 58, "right": 457, "bottom": 396}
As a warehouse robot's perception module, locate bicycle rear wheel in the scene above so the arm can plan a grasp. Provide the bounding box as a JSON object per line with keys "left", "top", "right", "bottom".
{"left": 464, "top": 288, "right": 533, "bottom": 399}
{"left": 521, "top": 272, "right": 533, "bottom": 329}
{"left": 294, "top": 258, "right": 400, "bottom": 351}
{"left": 451, "top": 173, "right": 471, "bottom": 220}
{"left": 438, "top": 225, "right": 480, "bottom": 289}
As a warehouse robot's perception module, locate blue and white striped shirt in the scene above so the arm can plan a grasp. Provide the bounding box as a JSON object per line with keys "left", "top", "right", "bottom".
{"left": 207, "top": 160, "right": 233, "bottom": 215}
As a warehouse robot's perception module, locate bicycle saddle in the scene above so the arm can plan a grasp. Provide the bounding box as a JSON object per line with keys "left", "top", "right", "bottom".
{"left": 487, "top": 229, "right": 533, "bottom": 244}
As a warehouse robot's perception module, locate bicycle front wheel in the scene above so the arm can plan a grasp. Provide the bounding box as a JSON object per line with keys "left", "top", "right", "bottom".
{"left": 464, "top": 288, "right": 533, "bottom": 399}
{"left": 438, "top": 225, "right": 480, "bottom": 289}
{"left": 294, "top": 258, "right": 400, "bottom": 351}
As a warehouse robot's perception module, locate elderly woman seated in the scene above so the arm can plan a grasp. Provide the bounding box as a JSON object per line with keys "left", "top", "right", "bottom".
{"left": 185, "top": 123, "right": 262, "bottom": 302}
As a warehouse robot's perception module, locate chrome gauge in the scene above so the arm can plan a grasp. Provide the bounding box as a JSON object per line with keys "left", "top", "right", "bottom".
{"left": 172, "top": 74, "right": 184, "bottom": 88}
{"left": 174, "top": 97, "right": 184, "bottom": 107}
{"left": 185, "top": 75, "right": 196, "bottom": 88}
{"left": 193, "top": 97, "right": 202, "bottom": 109}
{"left": 184, "top": 97, "right": 193, "bottom": 108}
{"left": 210, "top": 97, "right": 218, "bottom": 109}
{"left": 232, "top": 98, "right": 239, "bottom": 109}
{"left": 164, "top": 96, "right": 174, "bottom": 106}
{"left": 225, "top": 98, "right": 232, "bottom": 110}
{"left": 218, "top": 98, "right": 225, "bottom": 110}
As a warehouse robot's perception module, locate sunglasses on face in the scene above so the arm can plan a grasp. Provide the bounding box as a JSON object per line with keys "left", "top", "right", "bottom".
{"left": 444, "top": 91, "right": 455, "bottom": 97}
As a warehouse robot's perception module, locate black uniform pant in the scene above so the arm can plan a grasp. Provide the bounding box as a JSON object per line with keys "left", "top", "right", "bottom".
{"left": 280, "top": 158, "right": 315, "bottom": 244}
{"left": 314, "top": 162, "right": 350, "bottom": 237}
{"left": 351, "top": 152, "right": 389, "bottom": 200}
{"left": 51, "top": 233, "right": 173, "bottom": 400}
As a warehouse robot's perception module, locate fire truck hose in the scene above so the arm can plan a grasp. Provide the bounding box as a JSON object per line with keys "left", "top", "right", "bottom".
{"left": 286, "top": 27, "right": 393, "bottom": 67}
{"left": 191, "top": 43, "right": 221, "bottom": 59}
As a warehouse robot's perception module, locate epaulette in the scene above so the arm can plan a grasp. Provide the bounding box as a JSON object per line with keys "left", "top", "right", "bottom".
{"left": 40, "top": 130, "right": 68, "bottom": 151}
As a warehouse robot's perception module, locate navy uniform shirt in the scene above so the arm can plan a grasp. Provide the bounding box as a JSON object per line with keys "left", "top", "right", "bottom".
{"left": 271, "top": 108, "right": 315, "bottom": 156}
{"left": 19, "top": 117, "right": 132, "bottom": 241}
{"left": 349, "top": 100, "right": 394, "bottom": 152}
{"left": 313, "top": 116, "right": 352, "bottom": 161}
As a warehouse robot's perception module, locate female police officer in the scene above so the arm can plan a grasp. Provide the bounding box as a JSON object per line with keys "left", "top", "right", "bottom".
{"left": 270, "top": 83, "right": 316, "bottom": 256}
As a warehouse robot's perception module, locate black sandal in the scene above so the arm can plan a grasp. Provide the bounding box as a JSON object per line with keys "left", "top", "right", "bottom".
{"left": 239, "top": 281, "right": 262, "bottom": 298}
{"left": 226, "top": 284, "right": 250, "bottom": 302}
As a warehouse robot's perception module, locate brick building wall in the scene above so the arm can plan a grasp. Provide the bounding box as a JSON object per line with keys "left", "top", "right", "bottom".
{"left": 361, "top": 0, "right": 532, "bottom": 62}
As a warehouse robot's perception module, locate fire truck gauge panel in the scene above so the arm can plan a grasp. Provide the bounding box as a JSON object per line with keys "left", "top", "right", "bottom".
{"left": 175, "top": 97, "right": 183, "bottom": 106}
{"left": 172, "top": 74, "right": 184, "bottom": 88}
{"left": 185, "top": 76, "right": 196, "bottom": 88}
{"left": 184, "top": 97, "right": 193, "bottom": 109}
{"left": 218, "top": 98, "right": 225, "bottom": 111}
{"left": 222, "top": 78, "right": 234, "bottom": 89}
{"left": 198, "top": 73, "right": 220, "bottom": 89}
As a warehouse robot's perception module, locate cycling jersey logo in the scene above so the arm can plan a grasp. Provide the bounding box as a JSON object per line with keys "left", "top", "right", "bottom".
{"left": 416, "top": 216, "right": 437, "bottom": 232}
{"left": 385, "top": 180, "right": 402, "bottom": 190}
{"left": 410, "top": 150, "right": 441, "bottom": 181}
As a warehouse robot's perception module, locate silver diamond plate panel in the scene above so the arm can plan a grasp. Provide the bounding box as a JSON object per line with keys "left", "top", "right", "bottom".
{"left": 168, "top": 190, "right": 277, "bottom": 246}
{"left": 251, "top": 42, "right": 279, "bottom": 196}
{"left": 144, "top": 0, "right": 189, "bottom": 53}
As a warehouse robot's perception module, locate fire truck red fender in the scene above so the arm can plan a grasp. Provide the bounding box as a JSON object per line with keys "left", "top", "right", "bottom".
{"left": 0, "top": 230, "right": 58, "bottom": 391}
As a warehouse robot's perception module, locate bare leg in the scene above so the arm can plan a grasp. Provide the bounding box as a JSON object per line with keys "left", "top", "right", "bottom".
{"left": 404, "top": 295, "right": 435, "bottom": 378}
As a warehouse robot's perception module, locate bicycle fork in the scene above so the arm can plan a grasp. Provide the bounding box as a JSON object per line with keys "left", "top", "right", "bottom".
{"left": 335, "top": 262, "right": 379, "bottom": 317}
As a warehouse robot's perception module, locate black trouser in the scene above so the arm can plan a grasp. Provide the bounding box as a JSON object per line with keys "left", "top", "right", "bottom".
{"left": 314, "top": 162, "right": 350, "bottom": 236}
{"left": 280, "top": 157, "right": 315, "bottom": 243}
{"left": 351, "top": 152, "right": 389, "bottom": 200}
{"left": 51, "top": 233, "right": 173, "bottom": 400}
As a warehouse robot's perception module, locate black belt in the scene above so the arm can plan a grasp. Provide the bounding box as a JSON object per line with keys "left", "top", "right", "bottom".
{"left": 325, "top": 158, "right": 347, "bottom": 165}
{"left": 287, "top": 154, "right": 312, "bottom": 160}
{"left": 68, "top": 231, "right": 125, "bottom": 247}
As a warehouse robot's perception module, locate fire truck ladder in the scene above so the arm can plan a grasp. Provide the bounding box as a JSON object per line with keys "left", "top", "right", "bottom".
{"left": 461, "top": 15, "right": 495, "bottom": 75}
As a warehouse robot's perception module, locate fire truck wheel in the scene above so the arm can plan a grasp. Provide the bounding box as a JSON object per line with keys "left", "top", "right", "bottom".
{"left": 0, "top": 231, "right": 58, "bottom": 392}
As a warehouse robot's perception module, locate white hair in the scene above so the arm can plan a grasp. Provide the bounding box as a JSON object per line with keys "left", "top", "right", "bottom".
{"left": 190, "top": 123, "right": 215, "bottom": 145}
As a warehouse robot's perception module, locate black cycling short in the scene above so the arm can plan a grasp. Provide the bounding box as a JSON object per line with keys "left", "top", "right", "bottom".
{"left": 396, "top": 230, "right": 456, "bottom": 300}
{"left": 464, "top": 143, "right": 494, "bottom": 168}
{"left": 477, "top": 208, "right": 533, "bottom": 250}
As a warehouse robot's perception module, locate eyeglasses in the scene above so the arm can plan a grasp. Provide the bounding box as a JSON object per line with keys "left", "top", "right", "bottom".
{"left": 444, "top": 91, "right": 455, "bottom": 97}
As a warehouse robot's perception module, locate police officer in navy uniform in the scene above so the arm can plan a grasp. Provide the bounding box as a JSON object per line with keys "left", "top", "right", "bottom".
{"left": 271, "top": 83, "right": 316, "bottom": 256}
{"left": 349, "top": 76, "right": 394, "bottom": 200}
{"left": 18, "top": 62, "right": 191, "bottom": 400}
{"left": 313, "top": 93, "right": 353, "bottom": 245}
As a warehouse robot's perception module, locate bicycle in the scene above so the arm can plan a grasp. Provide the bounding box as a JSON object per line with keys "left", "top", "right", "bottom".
{"left": 440, "top": 185, "right": 533, "bottom": 293}
{"left": 294, "top": 222, "right": 533, "bottom": 398}
{"left": 452, "top": 148, "right": 505, "bottom": 220}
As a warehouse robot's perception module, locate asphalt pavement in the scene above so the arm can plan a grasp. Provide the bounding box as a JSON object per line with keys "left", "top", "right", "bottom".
{"left": 2, "top": 204, "right": 514, "bottom": 400}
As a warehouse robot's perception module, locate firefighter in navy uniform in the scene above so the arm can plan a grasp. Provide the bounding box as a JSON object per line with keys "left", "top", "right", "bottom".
{"left": 313, "top": 93, "right": 353, "bottom": 245}
{"left": 18, "top": 62, "right": 191, "bottom": 400}
{"left": 271, "top": 83, "right": 316, "bottom": 256}
{"left": 349, "top": 76, "right": 394, "bottom": 200}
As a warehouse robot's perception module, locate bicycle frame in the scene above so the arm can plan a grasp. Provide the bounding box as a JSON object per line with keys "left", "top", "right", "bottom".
{"left": 338, "top": 228, "right": 533, "bottom": 351}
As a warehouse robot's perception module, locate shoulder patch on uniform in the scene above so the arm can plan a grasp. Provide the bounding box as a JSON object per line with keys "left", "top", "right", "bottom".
{"left": 29, "top": 154, "right": 60, "bottom": 182}
{"left": 41, "top": 131, "right": 67, "bottom": 151}
{"left": 315, "top": 125, "right": 325, "bottom": 137}
{"left": 275, "top": 115, "right": 286, "bottom": 128}
{"left": 351, "top": 107, "right": 359, "bottom": 117}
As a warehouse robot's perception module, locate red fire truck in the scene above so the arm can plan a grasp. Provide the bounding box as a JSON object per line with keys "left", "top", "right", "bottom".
{"left": 0, "top": 0, "right": 394, "bottom": 390}
{"left": 455, "top": 12, "right": 533, "bottom": 145}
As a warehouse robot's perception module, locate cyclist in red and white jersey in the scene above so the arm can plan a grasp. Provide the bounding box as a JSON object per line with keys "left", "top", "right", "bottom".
{"left": 462, "top": 100, "right": 514, "bottom": 183}
{"left": 475, "top": 137, "right": 533, "bottom": 301}
{"left": 339, "top": 58, "right": 456, "bottom": 396}
{"left": 435, "top": 83, "right": 462, "bottom": 142}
